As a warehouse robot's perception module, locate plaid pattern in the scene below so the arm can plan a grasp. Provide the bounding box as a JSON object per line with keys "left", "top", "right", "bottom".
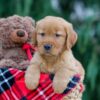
{"left": 0, "top": 68, "right": 81, "bottom": 100}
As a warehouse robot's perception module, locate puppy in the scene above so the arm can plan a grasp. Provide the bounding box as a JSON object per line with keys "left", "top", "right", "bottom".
{"left": 25, "top": 16, "right": 85, "bottom": 93}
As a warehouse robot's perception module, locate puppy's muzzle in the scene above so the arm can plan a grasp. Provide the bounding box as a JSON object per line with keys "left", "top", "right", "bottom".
{"left": 44, "top": 44, "right": 52, "bottom": 51}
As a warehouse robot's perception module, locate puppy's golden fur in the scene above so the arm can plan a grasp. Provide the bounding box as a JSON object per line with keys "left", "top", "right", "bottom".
{"left": 25, "top": 16, "right": 85, "bottom": 94}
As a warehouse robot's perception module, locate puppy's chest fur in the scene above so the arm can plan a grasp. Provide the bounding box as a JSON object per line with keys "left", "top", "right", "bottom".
{"left": 39, "top": 51, "right": 79, "bottom": 74}
{"left": 40, "top": 61, "right": 61, "bottom": 73}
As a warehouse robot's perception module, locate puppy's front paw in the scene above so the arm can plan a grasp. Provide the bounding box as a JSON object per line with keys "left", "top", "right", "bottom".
{"left": 53, "top": 73, "right": 71, "bottom": 94}
{"left": 53, "top": 79, "right": 67, "bottom": 93}
{"left": 25, "top": 74, "right": 39, "bottom": 90}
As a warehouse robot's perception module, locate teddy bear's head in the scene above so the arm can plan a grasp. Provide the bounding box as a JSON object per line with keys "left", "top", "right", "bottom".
{"left": 0, "top": 15, "right": 35, "bottom": 48}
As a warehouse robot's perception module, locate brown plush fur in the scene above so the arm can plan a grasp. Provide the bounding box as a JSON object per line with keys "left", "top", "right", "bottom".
{"left": 25, "top": 16, "right": 85, "bottom": 94}
{"left": 0, "top": 15, "right": 35, "bottom": 69}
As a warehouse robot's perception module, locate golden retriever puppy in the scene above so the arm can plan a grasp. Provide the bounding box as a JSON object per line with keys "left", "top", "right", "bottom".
{"left": 25, "top": 16, "right": 85, "bottom": 94}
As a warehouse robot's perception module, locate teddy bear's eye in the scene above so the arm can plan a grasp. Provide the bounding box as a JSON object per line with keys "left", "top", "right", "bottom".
{"left": 40, "top": 33, "right": 45, "bottom": 37}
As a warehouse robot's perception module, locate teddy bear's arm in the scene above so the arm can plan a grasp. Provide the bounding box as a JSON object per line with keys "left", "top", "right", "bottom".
{"left": 0, "top": 59, "right": 18, "bottom": 68}
{"left": 19, "top": 60, "right": 30, "bottom": 70}
{"left": 25, "top": 52, "right": 41, "bottom": 90}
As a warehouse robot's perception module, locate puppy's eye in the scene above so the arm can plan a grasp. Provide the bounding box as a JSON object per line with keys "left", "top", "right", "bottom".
{"left": 55, "top": 33, "right": 61, "bottom": 37}
{"left": 40, "top": 33, "right": 45, "bottom": 37}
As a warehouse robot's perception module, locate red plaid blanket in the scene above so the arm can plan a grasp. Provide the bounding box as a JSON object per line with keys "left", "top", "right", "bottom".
{"left": 0, "top": 68, "right": 81, "bottom": 100}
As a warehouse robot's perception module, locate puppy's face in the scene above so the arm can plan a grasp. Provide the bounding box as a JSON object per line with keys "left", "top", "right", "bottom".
{"left": 34, "top": 16, "right": 77, "bottom": 56}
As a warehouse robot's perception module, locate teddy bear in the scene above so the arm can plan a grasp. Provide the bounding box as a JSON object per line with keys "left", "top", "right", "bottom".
{"left": 0, "top": 15, "right": 35, "bottom": 70}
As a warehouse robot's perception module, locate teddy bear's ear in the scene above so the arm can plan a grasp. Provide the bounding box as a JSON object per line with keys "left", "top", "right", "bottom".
{"left": 24, "top": 17, "right": 35, "bottom": 27}
{"left": 0, "top": 18, "right": 5, "bottom": 26}
{"left": 65, "top": 22, "right": 77, "bottom": 50}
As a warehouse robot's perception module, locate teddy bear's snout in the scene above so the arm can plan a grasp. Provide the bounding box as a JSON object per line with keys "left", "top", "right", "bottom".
{"left": 10, "top": 29, "right": 28, "bottom": 43}
{"left": 17, "top": 30, "right": 25, "bottom": 37}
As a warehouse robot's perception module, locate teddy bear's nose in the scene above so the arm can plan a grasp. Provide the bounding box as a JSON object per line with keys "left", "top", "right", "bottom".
{"left": 17, "top": 30, "right": 25, "bottom": 37}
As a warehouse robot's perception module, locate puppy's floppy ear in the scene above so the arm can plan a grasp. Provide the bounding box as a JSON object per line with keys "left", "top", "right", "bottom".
{"left": 33, "top": 20, "right": 42, "bottom": 46}
{"left": 65, "top": 22, "right": 77, "bottom": 50}
{"left": 32, "top": 20, "right": 42, "bottom": 46}
{"left": 32, "top": 29, "right": 37, "bottom": 46}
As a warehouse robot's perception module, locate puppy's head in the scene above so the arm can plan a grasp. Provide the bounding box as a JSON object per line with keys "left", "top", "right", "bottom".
{"left": 34, "top": 16, "right": 77, "bottom": 56}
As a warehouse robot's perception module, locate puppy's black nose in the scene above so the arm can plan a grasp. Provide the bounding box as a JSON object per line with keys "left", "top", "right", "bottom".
{"left": 44, "top": 44, "right": 52, "bottom": 51}
{"left": 17, "top": 30, "right": 25, "bottom": 37}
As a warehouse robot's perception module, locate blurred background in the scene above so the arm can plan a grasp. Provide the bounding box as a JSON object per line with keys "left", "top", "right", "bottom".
{"left": 0, "top": 0, "right": 100, "bottom": 100}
